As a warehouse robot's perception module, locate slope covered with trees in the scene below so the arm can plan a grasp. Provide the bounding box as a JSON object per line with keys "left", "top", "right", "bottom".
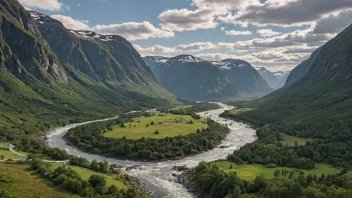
{"left": 187, "top": 23, "right": 352, "bottom": 198}
{"left": 0, "top": 0, "right": 178, "bottom": 147}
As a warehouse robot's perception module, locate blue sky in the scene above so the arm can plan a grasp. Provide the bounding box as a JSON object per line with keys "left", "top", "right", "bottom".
{"left": 20, "top": 0, "right": 352, "bottom": 72}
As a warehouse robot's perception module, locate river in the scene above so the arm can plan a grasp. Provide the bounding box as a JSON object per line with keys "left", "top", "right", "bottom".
{"left": 46, "top": 102, "right": 257, "bottom": 198}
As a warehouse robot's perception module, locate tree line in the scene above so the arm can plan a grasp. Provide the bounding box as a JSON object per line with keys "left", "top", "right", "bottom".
{"left": 189, "top": 162, "right": 352, "bottom": 198}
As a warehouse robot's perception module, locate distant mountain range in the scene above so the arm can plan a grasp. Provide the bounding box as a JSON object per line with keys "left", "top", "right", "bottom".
{"left": 147, "top": 55, "right": 243, "bottom": 101}
{"left": 0, "top": 0, "right": 178, "bottom": 140}
{"left": 258, "top": 67, "right": 290, "bottom": 89}
{"left": 144, "top": 56, "right": 272, "bottom": 100}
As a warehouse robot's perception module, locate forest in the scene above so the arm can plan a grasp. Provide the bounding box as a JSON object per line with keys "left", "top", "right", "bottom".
{"left": 188, "top": 162, "right": 352, "bottom": 198}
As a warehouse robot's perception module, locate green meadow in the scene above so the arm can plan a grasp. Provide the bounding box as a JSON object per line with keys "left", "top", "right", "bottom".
{"left": 103, "top": 111, "right": 208, "bottom": 140}
{"left": 213, "top": 161, "right": 352, "bottom": 181}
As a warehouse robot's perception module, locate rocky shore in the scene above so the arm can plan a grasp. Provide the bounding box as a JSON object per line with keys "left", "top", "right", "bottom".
{"left": 110, "top": 164, "right": 154, "bottom": 198}
{"left": 169, "top": 165, "right": 203, "bottom": 198}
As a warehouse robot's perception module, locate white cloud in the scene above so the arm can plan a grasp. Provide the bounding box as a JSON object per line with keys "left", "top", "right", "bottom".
{"left": 219, "top": 28, "right": 332, "bottom": 51}
{"left": 134, "top": 42, "right": 217, "bottom": 56}
{"left": 224, "top": 30, "right": 252, "bottom": 36}
{"left": 19, "top": 0, "right": 63, "bottom": 11}
{"left": 93, "top": 22, "right": 174, "bottom": 41}
{"left": 133, "top": 44, "right": 176, "bottom": 56}
{"left": 51, "top": 15, "right": 90, "bottom": 30}
{"left": 313, "top": 9, "right": 352, "bottom": 34}
{"left": 192, "top": 0, "right": 261, "bottom": 10}
{"left": 176, "top": 42, "right": 217, "bottom": 52}
{"left": 257, "top": 29, "right": 281, "bottom": 37}
{"left": 158, "top": 7, "right": 227, "bottom": 31}
{"left": 51, "top": 15, "right": 174, "bottom": 41}
{"left": 218, "top": 0, "right": 352, "bottom": 27}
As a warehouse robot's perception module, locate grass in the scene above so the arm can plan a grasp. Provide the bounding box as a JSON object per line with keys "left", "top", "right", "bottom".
{"left": 0, "top": 143, "right": 10, "bottom": 149}
{"left": 213, "top": 161, "right": 352, "bottom": 181}
{"left": 169, "top": 105, "right": 193, "bottom": 111}
{"left": 0, "top": 163, "right": 78, "bottom": 198}
{"left": 280, "top": 133, "right": 314, "bottom": 146}
{"left": 103, "top": 111, "right": 208, "bottom": 140}
{"left": 0, "top": 143, "right": 22, "bottom": 160}
{"left": 227, "top": 108, "right": 254, "bottom": 115}
{"left": 50, "top": 164, "right": 127, "bottom": 190}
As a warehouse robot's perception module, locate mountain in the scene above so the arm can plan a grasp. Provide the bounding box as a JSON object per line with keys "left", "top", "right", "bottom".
{"left": 258, "top": 67, "right": 290, "bottom": 89}
{"left": 143, "top": 56, "right": 169, "bottom": 70}
{"left": 232, "top": 23, "right": 352, "bottom": 140}
{"left": 284, "top": 47, "right": 321, "bottom": 88}
{"left": 213, "top": 59, "right": 273, "bottom": 97}
{"left": 0, "top": 0, "right": 177, "bottom": 141}
{"left": 147, "top": 55, "right": 243, "bottom": 101}
{"left": 29, "top": 11, "right": 175, "bottom": 102}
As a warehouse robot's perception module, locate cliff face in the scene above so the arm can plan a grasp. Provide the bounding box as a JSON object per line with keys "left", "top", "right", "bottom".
{"left": 30, "top": 11, "right": 168, "bottom": 94}
{"left": 0, "top": 0, "right": 67, "bottom": 84}
{"left": 0, "top": 0, "right": 178, "bottom": 141}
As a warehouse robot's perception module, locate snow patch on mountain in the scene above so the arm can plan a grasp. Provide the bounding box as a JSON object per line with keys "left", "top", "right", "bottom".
{"left": 213, "top": 60, "right": 249, "bottom": 70}
{"left": 168, "top": 55, "right": 204, "bottom": 64}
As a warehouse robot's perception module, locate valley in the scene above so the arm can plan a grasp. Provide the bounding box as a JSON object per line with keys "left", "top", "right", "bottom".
{"left": 1, "top": 0, "right": 352, "bottom": 197}
{"left": 46, "top": 103, "right": 257, "bottom": 197}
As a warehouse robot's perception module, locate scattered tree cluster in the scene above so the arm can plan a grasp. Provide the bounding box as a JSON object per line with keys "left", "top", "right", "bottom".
{"left": 30, "top": 158, "right": 138, "bottom": 198}
{"left": 189, "top": 162, "right": 352, "bottom": 198}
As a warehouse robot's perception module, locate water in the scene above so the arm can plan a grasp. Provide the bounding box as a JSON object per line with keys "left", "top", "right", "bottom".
{"left": 47, "top": 102, "right": 257, "bottom": 198}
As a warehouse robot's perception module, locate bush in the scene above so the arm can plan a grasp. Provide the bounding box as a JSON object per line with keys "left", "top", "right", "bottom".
{"left": 266, "top": 164, "right": 278, "bottom": 168}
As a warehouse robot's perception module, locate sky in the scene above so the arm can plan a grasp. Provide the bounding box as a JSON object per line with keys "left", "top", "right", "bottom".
{"left": 19, "top": 0, "right": 352, "bottom": 72}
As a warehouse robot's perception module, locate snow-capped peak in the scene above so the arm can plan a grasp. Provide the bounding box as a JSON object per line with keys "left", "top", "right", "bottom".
{"left": 168, "top": 55, "right": 204, "bottom": 63}
{"left": 146, "top": 56, "right": 169, "bottom": 64}
{"left": 69, "top": 30, "right": 116, "bottom": 42}
{"left": 213, "top": 59, "right": 250, "bottom": 70}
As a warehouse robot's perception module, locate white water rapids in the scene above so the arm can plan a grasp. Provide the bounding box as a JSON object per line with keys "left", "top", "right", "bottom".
{"left": 46, "top": 103, "right": 257, "bottom": 197}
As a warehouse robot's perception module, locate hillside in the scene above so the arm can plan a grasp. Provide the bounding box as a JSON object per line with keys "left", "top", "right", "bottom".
{"left": 190, "top": 23, "right": 352, "bottom": 198}
{"left": 147, "top": 55, "right": 244, "bottom": 101}
{"left": 0, "top": 1, "right": 178, "bottom": 143}
{"left": 212, "top": 59, "right": 273, "bottom": 97}
{"left": 232, "top": 24, "right": 352, "bottom": 137}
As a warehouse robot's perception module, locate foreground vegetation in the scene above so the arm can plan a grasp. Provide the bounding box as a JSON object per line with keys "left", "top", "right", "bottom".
{"left": 0, "top": 163, "right": 79, "bottom": 198}
{"left": 188, "top": 162, "right": 352, "bottom": 198}
{"left": 213, "top": 161, "right": 351, "bottom": 181}
{"left": 29, "top": 159, "right": 140, "bottom": 198}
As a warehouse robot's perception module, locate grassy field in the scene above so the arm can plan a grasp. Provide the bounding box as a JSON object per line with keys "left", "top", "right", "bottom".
{"left": 0, "top": 143, "right": 10, "bottom": 149}
{"left": 0, "top": 143, "right": 22, "bottom": 160}
{"left": 213, "top": 161, "right": 352, "bottom": 181}
{"left": 50, "top": 164, "right": 127, "bottom": 190}
{"left": 169, "top": 105, "right": 193, "bottom": 111}
{"left": 0, "top": 164, "right": 78, "bottom": 198}
{"left": 280, "top": 133, "right": 314, "bottom": 146}
{"left": 104, "top": 111, "right": 208, "bottom": 140}
{"left": 227, "top": 108, "right": 254, "bottom": 115}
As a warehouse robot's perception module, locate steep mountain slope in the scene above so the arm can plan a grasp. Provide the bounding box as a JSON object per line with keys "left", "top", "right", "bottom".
{"left": 29, "top": 11, "right": 175, "bottom": 103}
{"left": 284, "top": 47, "right": 321, "bottom": 88}
{"left": 150, "top": 55, "right": 243, "bottom": 101}
{"left": 232, "top": 23, "right": 352, "bottom": 139}
{"left": 0, "top": 0, "right": 67, "bottom": 83}
{"left": 0, "top": 0, "right": 177, "bottom": 142}
{"left": 258, "top": 67, "right": 289, "bottom": 89}
{"left": 213, "top": 59, "right": 272, "bottom": 97}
